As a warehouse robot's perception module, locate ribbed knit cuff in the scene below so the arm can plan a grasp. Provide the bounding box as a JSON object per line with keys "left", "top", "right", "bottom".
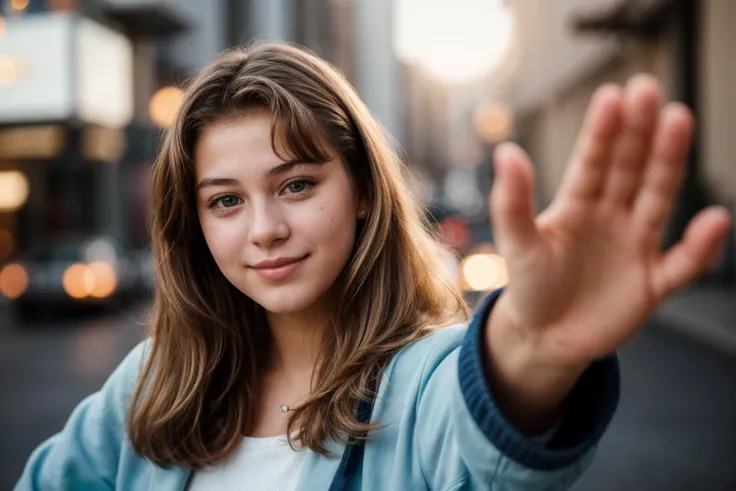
{"left": 458, "top": 288, "right": 621, "bottom": 471}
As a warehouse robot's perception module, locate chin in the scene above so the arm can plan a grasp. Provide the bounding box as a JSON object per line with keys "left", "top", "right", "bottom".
{"left": 245, "top": 286, "right": 327, "bottom": 315}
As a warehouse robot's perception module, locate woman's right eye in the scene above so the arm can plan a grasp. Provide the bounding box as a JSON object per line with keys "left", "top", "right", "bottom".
{"left": 209, "top": 195, "right": 243, "bottom": 210}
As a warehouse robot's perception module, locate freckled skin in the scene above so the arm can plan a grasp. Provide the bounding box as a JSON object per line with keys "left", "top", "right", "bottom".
{"left": 195, "top": 112, "right": 362, "bottom": 314}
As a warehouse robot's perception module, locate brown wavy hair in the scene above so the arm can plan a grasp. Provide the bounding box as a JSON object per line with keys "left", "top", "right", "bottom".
{"left": 127, "top": 42, "right": 468, "bottom": 468}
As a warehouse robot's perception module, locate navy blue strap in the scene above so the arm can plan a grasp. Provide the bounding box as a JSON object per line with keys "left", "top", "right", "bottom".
{"left": 327, "top": 383, "right": 377, "bottom": 491}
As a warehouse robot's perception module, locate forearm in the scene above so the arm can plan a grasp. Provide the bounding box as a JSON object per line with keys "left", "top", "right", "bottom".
{"left": 484, "top": 292, "right": 590, "bottom": 435}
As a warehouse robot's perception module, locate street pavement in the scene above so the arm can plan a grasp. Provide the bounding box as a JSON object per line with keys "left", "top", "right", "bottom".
{"left": 0, "top": 304, "right": 149, "bottom": 491}
{"left": 1, "top": 305, "right": 734, "bottom": 490}
{"left": 571, "top": 317, "right": 736, "bottom": 491}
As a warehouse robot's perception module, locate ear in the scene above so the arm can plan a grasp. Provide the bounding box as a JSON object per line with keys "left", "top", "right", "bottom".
{"left": 355, "top": 192, "right": 371, "bottom": 219}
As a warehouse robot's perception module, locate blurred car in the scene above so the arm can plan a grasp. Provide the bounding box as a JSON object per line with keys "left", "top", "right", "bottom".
{"left": 0, "top": 235, "right": 140, "bottom": 321}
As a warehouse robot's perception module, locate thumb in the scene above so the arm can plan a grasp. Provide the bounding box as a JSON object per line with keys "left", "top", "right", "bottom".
{"left": 490, "top": 142, "right": 540, "bottom": 257}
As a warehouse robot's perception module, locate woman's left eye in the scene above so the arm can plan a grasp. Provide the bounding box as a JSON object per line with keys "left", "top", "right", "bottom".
{"left": 282, "top": 178, "right": 315, "bottom": 195}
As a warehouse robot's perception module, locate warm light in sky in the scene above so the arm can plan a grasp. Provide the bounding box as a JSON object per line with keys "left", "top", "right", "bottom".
{"left": 393, "top": 0, "right": 514, "bottom": 84}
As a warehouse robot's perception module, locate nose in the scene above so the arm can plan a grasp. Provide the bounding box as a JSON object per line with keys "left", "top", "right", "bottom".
{"left": 248, "top": 199, "right": 290, "bottom": 248}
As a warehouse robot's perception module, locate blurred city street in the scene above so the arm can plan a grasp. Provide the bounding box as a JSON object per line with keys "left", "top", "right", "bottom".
{"left": 1, "top": 301, "right": 735, "bottom": 491}
{"left": 0, "top": 303, "right": 149, "bottom": 491}
{"left": 1, "top": 0, "right": 735, "bottom": 490}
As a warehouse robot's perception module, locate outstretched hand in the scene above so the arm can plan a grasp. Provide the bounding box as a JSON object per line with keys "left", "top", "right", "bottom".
{"left": 488, "top": 74, "right": 732, "bottom": 373}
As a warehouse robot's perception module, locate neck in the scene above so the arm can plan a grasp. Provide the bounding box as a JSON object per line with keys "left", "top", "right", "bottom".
{"left": 265, "top": 306, "right": 328, "bottom": 377}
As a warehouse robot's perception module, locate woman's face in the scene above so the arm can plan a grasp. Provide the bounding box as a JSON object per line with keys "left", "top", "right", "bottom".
{"left": 195, "top": 111, "right": 361, "bottom": 314}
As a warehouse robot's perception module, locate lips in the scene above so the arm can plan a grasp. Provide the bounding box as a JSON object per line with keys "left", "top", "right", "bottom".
{"left": 250, "top": 255, "right": 308, "bottom": 281}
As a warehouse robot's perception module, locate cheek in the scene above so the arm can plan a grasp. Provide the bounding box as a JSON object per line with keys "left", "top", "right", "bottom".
{"left": 199, "top": 215, "right": 245, "bottom": 267}
{"left": 296, "top": 195, "right": 357, "bottom": 251}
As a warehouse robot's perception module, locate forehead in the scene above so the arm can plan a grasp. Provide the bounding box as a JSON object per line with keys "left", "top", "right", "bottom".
{"left": 194, "top": 111, "right": 283, "bottom": 178}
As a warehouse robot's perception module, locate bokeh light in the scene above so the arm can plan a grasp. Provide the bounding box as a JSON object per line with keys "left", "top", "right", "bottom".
{"left": 88, "top": 261, "right": 117, "bottom": 298}
{"left": 11, "top": 0, "right": 30, "bottom": 10}
{"left": 0, "top": 263, "right": 28, "bottom": 299}
{"left": 473, "top": 103, "right": 514, "bottom": 143}
{"left": 0, "top": 171, "right": 30, "bottom": 211}
{"left": 63, "top": 263, "right": 93, "bottom": 299}
{"left": 461, "top": 253, "right": 508, "bottom": 291}
{"left": 83, "top": 239, "right": 117, "bottom": 264}
{"left": 62, "top": 262, "right": 117, "bottom": 299}
{"left": 149, "top": 86, "right": 184, "bottom": 128}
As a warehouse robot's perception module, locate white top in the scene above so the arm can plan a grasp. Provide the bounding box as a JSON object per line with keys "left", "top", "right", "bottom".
{"left": 188, "top": 435, "right": 306, "bottom": 491}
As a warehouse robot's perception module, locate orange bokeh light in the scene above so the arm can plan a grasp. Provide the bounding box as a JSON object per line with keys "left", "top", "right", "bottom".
{"left": 149, "top": 87, "right": 184, "bottom": 128}
{"left": 0, "top": 263, "right": 28, "bottom": 299}
{"left": 88, "top": 261, "right": 117, "bottom": 298}
{"left": 62, "top": 262, "right": 117, "bottom": 299}
{"left": 11, "top": 0, "right": 30, "bottom": 11}
{"left": 63, "top": 263, "right": 93, "bottom": 299}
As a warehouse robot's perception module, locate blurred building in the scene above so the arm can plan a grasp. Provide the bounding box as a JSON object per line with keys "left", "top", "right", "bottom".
{"left": 0, "top": 0, "right": 189, "bottom": 263}
{"left": 381, "top": 0, "right": 736, "bottom": 299}
{"left": 499, "top": 0, "right": 736, "bottom": 285}
{"left": 4, "top": 0, "right": 729, "bottom": 297}
{"left": 0, "top": 0, "right": 410, "bottom": 262}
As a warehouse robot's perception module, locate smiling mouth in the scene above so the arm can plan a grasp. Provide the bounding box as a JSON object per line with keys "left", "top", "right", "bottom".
{"left": 251, "top": 255, "right": 309, "bottom": 281}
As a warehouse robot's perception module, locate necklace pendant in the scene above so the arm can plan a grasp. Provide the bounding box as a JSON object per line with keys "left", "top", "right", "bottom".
{"left": 280, "top": 404, "right": 290, "bottom": 412}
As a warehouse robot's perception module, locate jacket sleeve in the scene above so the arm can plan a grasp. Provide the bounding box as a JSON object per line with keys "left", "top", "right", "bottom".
{"left": 415, "top": 289, "right": 620, "bottom": 491}
{"left": 14, "top": 340, "right": 150, "bottom": 491}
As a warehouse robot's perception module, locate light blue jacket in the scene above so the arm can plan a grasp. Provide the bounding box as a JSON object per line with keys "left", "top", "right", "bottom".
{"left": 15, "top": 290, "right": 620, "bottom": 490}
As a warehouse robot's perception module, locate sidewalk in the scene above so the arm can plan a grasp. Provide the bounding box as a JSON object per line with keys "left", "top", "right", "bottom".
{"left": 653, "top": 285, "right": 736, "bottom": 356}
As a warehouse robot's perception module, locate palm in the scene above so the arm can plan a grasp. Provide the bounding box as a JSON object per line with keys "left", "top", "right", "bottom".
{"left": 490, "top": 76, "right": 731, "bottom": 364}
{"left": 515, "top": 199, "right": 660, "bottom": 361}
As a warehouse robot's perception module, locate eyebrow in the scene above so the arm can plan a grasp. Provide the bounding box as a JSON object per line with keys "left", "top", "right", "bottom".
{"left": 267, "top": 160, "right": 325, "bottom": 176}
{"left": 195, "top": 161, "right": 327, "bottom": 192}
{"left": 195, "top": 177, "right": 239, "bottom": 192}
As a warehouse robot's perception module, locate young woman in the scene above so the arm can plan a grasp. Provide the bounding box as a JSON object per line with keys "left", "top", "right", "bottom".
{"left": 16, "top": 43, "right": 731, "bottom": 491}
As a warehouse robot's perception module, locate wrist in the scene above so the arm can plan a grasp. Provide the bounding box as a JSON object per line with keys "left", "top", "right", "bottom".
{"left": 484, "top": 292, "right": 590, "bottom": 434}
{"left": 489, "top": 291, "right": 591, "bottom": 374}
